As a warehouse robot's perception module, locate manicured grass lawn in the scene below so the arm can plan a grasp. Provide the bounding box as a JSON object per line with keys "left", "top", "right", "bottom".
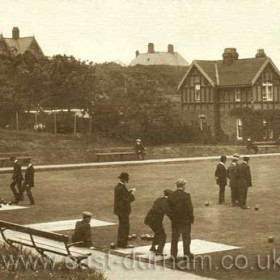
{"left": 0, "top": 156, "right": 279, "bottom": 279}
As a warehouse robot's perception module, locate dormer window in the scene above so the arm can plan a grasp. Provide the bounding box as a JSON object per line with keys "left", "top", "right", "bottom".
{"left": 195, "top": 84, "right": 201, "bottom": 101}
{"left": 262, "top": 82, "right": 273, "bottom": 101}
{"left": 235, "top": 89, "right": 241, "bottom": 102}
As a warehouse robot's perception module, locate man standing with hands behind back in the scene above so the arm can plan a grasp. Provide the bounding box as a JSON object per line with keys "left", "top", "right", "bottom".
{"left": 114, "top": 172, "right": 136, "bottom": 248}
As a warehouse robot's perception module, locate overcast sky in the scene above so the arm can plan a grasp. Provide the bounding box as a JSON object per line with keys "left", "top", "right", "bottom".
{"left": 1, "top": 0, "right": 280, "bottom": 66}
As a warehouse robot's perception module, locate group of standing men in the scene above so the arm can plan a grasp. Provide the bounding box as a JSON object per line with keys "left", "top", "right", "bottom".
{"left": 215, "top": 153, "right": 252, "bottom": 209}
{"left": 114, "top": 173, "right": 194, "bottom": 263}
{"left": 9, "top": 157, "right": 35, "bottom": 205}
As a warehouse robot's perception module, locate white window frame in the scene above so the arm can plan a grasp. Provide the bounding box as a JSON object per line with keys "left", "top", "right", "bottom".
{"left": 262, "top": 82, "right": 273, "bottom": 101}
{"left": 199, "top": 114, "right": 206, "bottom": 131}
{"left": 236, "top": 118, "right": 243, "bottom": 140}
{"left": 235, "top": 89, "right": 241, "bottom": 102}
{"left": 195, "top": 84, "right": 201, "bottom": 102}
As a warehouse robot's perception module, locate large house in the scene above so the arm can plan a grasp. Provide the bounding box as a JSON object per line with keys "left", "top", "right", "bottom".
{"left": 0, "top": 27, "right": 43, "bottom": 56}
{"left": 130, "top": 43, "right": 189, "bottom": 66}
{"left": 178, "top": 48, "right": 280, "bottom": 142}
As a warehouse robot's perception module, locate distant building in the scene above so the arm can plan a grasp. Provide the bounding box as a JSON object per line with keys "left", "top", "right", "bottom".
{"left": 178, "top": 48, "right": 280, "bottom": 141}
{"left": 0, "top": 27, "right": 43, "bottom": 56}
{"left": 129, "top": 43, "right": 189, "bottom": 66}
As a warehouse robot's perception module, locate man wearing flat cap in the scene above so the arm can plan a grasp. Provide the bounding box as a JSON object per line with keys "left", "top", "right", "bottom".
{"left": 227, "top": 157, "right": 239, "bottom": 206}
{"left": 215, "top": 155, "right": 227, "bottom": 204}
{"left": 114, "top": 172, "right": 136, "bottom": 248}
{"left": 236, "top": 156, "right": 252, "bottom": 209}
{"left": 144, "top": 189, "right": 173, "bottom": 256}
{"left": 72, "top": 211, "right": 93, "bottom": 247}
{"left": 167, "top": 179, "right": 194, "bottom": 263}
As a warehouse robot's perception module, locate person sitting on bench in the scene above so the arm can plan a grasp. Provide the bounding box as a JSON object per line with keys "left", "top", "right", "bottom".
{"left": 72, "top": 211, "right": 93, "bottom": 247}
{"left": 134, "top": 139, "right": 146, "bottom": 160}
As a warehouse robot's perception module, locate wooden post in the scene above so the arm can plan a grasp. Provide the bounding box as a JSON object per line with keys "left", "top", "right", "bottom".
{"left": 73, "top": 113, "right": 77, "bottom": 134}
{"left": 54, "top": 112, "right": 57, "bottom": 134}
{"left": 16, "top": 111, "right": 19, "bottom": 131}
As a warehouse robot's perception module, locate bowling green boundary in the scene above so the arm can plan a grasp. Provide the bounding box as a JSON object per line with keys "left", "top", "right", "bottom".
{"left": 0, "top": 156, "right": 279, "bottom": 279}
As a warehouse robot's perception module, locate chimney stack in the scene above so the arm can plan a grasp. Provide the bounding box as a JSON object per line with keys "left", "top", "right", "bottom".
{"left": 12, "top": 27, "right": 19, "bottom": 40}
{"left": 222, "top": 48, "right": 239, "bottom": 64}
{"left": 148, "top": 43, "right": 154, "bottom": 53}
{"left": 136, "top": 50, "right": 139, "bottom": 57}
{"left": 255, "top": 49, "right": 266, "bottom": 58}
{"left": 168, "top": 44, "right": 174, "bottom": 53}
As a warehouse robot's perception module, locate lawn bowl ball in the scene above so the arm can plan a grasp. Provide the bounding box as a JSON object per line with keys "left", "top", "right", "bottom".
{"left": 110, "top": 243, "right": 116, "bottom": 249}
{"left": 205, "top": 201, "right": 209, "bottom": 207}
{"left": 254, "top": 205, "right": 259, "bottom": 211}
{"left": 8, "top": 201, "right": 12, "bottom": 206}
{"left": 145, "top": 234, "right": 151, "bottom": 240}
{"left": 128, "top": 235, "right": 132, "bottom": 241}
{"left": 268, "top": 236, "right": 274, "bottom": 243}
{"left": 3, "top": 201, "right": 7, "bottom": 205}
{"left": 132, "top": 234, "right": 137, "bottom": 239}
{"left": 141, "top": 234, "right": 146, "bottom": 240}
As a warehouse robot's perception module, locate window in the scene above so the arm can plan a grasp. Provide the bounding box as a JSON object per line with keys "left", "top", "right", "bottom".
{"left": 235, "top": 89, "right": 241, "bottom": 102}
{"left": 236, "top": 118, "right": 243, "bottom": 140}
{"left": 262, "top": 82, "right": 273, "bottom": 101}
{"left": 195, "top": 84, "right": 201, "bottom": 101}
{"left": 199, "top": 115, "right": 206, "bottom": 131}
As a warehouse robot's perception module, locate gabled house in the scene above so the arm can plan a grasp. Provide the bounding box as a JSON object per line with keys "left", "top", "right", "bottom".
{"left": 0, "top": 27, "right": 43, "bottom": 56}
{"left": 178, "top": 48, "right": 280, "bottom": 141}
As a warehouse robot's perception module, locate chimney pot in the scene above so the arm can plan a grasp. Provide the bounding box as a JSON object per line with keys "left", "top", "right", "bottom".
{"left": 12, "top": 27, "right": 20, "bottom": 40}
{"left": 148, "top": 43, "right": 154, "bottom": 53}
{"left": 168, "top": 44, "right": 174, "bottom": 53}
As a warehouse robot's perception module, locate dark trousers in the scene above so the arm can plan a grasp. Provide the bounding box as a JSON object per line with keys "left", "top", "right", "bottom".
{"left": 136, "top": 152, "right": 145, "bottom": 160}
{"left": 171, "top": 223, "right": 191, "bottom": 259}
{"left": 239, "top": 187, "right": 248, "bottom": 207}
{"left": 148, "top": 222, "right": 166, "bottom": 254}
{"left": 22, "top": 183, "right": 35, "bottom": 204}
{"left": 117, "top": 214, "right": 130, "bottom": 247}
{"left": 231, "top": 187, "right": 240, "bottom": 205}
{"left": 218, "top": 184, "right": 226, "bottom": 204}
{"left": 10, "top": 180, "right": 23, "bottom": 202}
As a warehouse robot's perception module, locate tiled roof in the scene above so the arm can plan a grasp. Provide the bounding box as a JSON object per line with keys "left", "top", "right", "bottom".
{"left": 129, "top": 52, "right": 189, "bottom": 67}
{"left": 4, "top": 37, "right": 34, "bottom": 55}
{"left": 195, "top": 57, "right": 269, "bottom": 86}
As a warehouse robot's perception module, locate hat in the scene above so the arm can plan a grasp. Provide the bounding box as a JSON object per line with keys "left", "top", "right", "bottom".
{"left": 176, "top": 179, "right": 187, "bottom": 187}
{"left": 233, "top": 153, "right": 240, "bottom": 159}
{"left": 118, "top": 172, "right": 129, "bottom": 181}
{"left": 164, "top": 189, "right": 173, "bottom": 197}
{"left": 82, "top": 211, "right": 93, "bottom": 218}
{"left": 136, "top": 139, "right": 141, "bottom": 142}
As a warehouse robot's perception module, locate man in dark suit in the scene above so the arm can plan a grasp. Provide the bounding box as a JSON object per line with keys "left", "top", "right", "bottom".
{"left": 10, "top": 156, "right": 23, "bottom": 204}
{"left": 167, "top": 179, "right": 194, "bottom": 263}
{"left": 144, "top": 189, "right": 173, "bottom": 256}
{"left": 215, "top": 155, "right": 227, "bottom": 204}
{"left": 134, "top": 139, "right": 146, "bottom": 160}
{"left": 114, "top": 172, "right": 136, "bottom": 248}
{"left": 72, "top": 211, "right": 93, "bottom": 247}
{"left": 22, "top": 159, "right": 35, "bottom": 205}
{"left": 227, "top": 157, "right": 239, "bottom": 207}
{"left": 236, "top": 156, "right": 252, "bottom": 209}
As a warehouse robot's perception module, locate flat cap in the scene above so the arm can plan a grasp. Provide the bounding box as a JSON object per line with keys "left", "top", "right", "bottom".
{"left": 82, "top": 211, "right": 93, "bottom": 218}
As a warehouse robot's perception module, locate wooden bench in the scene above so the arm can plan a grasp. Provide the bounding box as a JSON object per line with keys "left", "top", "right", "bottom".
{"left": 247, "top": 140, "right": 279, "bottom": 153}
{"left": 95, "top": 148, "right": 136, "bottom": 161}
{"left": 0, "top": 153, "right": 31, "bottom": 167}
{"left": 0, "top": 220, "right": 91, "bottom": 266}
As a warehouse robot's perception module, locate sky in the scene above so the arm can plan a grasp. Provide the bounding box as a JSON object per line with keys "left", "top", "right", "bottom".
{"left": 1, "top": 0, "right": 280, "bottom": 66}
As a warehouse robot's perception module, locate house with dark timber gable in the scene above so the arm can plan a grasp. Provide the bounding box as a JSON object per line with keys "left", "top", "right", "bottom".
{"left": 178, "top": 48, "right": 280, "bottom": 142}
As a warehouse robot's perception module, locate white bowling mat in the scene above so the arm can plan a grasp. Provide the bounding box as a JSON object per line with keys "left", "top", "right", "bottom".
{"left": 26, "top": 219, "right": 116, "bottom": 232}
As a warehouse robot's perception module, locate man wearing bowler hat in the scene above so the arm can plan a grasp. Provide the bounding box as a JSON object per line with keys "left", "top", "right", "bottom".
{"left": 167, "top": 179, "right": 194, "bottom": 263}
{"left": 114, "top": 172, "right": 136, "bottom": 248}
{"left": 236, "top": 156, "right": 252, "bottom": 209}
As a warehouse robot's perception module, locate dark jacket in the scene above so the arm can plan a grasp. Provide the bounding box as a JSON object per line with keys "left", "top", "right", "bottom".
{"left": 144, "top": 197, "right": 171, "bottom": 226}
{"left": 236, "top": 162, "right": 252, "bottom": 188}
{"left": 72, "top": 220, "right": 92, "bottom": 247}
{"left": 12, "top": 160, "right": 23, "bottom": 182}
{"left": 24, "top": 164, "right": 35, "bottom": 187}
{"left": 227, "top": 163, "right": 238, "bottom": 189}
{"left": 134, "top": 143, "right": 145, "bottom": 154}
{"left": 167, "top": 189, "right": 194, "bottom": 225}
{"left": 114, "top": 182, "right": 135, "bottom": 216}
{"left": 215, "top": 163, "right": 227, "bottom": 186}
